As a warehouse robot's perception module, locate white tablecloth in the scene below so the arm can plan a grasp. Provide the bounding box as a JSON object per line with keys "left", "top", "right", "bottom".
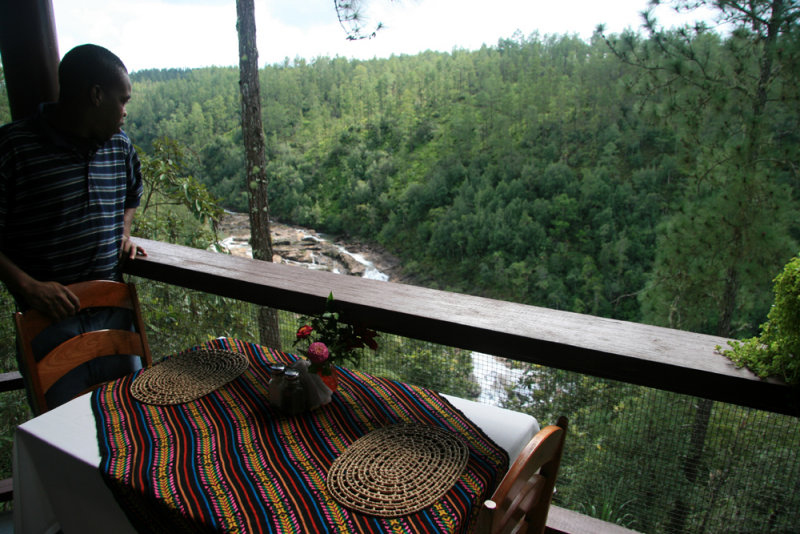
{"left": 14, "top": 391, "right": 538, "bottom": 533}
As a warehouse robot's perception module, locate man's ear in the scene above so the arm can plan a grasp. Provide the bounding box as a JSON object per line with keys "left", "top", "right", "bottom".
{"left": 89, "top": 84, "right": 104, "bottom": 107}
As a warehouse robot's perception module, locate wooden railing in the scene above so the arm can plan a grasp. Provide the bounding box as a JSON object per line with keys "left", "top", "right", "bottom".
{"left": 123, "top": 238, "right": 798, "bottom": 417}
{"left": 0, "top": 371, "right": 23, "bottom": 393}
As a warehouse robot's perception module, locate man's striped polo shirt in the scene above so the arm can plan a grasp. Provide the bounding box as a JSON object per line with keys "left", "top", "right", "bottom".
{"left": 0, "top": 106, "right": 143, "bottom": 299}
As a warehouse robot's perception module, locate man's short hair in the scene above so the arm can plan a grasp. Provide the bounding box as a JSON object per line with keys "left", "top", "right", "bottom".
{"left": 58, "top": 44, "right": 128, "bottom": 104}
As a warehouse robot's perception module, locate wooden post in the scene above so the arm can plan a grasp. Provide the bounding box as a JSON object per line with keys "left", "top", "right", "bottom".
{"left": 0, "top": 0, "right": 60, "bottom": 120}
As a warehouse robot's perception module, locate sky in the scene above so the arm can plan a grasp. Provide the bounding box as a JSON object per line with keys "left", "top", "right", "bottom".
{"left": 52, "top": 0, "right": 724, "bottom": 73}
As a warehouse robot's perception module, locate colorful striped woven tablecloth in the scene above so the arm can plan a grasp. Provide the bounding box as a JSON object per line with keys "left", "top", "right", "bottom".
{"left": 92, "top": 338, "right": 508, "bottom": 533}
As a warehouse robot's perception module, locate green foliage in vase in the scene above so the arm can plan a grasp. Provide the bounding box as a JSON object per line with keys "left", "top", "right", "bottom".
{"left": 293, "top": 292, "right": 379, "bottom": 373}
{"left": 2, "top": 0, "right": 795, "bottom": 523}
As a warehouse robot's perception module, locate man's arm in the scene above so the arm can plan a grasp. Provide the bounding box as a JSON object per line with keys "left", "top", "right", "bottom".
{"left": 120, "top": 207, "right": 147, "bottom": 260}
{"left": 0, "top": 251, "right": 80, "bottom": 320}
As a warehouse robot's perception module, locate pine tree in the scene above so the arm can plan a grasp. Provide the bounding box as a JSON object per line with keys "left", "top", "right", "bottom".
{"left": 601, "top": 3, "right": 800, "bottom": 531}
{"left": 235, "top": 0, "right": 281, "bottom": 348}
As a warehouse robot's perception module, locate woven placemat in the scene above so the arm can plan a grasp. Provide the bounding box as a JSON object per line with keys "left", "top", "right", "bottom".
{"left": 131, "top": 348, "right": 249, "bottom": 405}
{"left": 326, "top": 423, "right": 469, "bottom": 517}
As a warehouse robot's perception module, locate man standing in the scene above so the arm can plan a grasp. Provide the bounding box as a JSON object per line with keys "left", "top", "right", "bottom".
{"left": 0, "top": 44, "right": 146, "bottom": 408}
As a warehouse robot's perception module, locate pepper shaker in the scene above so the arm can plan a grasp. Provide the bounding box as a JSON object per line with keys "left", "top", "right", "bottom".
{"left": 268, "top": 363, "right": 286, "bottom": 409}
{"left": 281, "top": 368, "right": 307, "bottom": 415}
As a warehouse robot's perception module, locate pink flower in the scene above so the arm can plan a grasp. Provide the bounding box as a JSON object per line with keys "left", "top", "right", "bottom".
{"left": 307, "top": 342, "right": 330, "bottom": 363}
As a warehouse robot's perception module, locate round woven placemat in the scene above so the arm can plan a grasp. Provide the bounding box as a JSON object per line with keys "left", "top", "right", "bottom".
{"left": 326, "top": 423, "right": 469, "bottom": 517}
{"left": 131, "top": 348, "right": 249, "bottom": 405}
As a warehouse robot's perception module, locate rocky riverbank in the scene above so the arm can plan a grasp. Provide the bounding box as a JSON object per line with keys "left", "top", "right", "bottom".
{"left": 216, "top": 212, "right": 409, "bottom": 283}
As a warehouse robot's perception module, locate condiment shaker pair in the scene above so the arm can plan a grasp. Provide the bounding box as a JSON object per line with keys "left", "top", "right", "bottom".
{"left": 268, "top": 363, "right": 307, "bottom": 415}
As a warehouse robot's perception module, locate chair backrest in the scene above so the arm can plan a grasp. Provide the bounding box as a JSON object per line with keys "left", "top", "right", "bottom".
{"left": 15, "top": 280, "right": 152, "bottom": 415}
{"left": 478, "top": 416, "right": 568, "bottom": 534}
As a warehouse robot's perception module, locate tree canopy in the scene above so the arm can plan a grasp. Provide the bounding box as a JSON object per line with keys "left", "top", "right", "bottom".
{"left": 124, "top": 22, "right": 798, "bottom": 338}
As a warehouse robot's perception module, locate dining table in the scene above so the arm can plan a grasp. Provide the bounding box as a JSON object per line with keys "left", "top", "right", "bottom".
{"left": 13, "top": 337, "right": 539, "bottom": 534}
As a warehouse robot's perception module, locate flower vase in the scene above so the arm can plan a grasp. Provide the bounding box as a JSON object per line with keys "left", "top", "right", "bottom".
{"left": 317, "top": 367, "right": 339, "bottom": 392}
{"left": 289, "top": 359, "right": 332, "bottom": 410}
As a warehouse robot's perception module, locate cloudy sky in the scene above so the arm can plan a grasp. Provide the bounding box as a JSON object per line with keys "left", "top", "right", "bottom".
{"left": 52, "top": 0, "right": 723, "bottom": 72}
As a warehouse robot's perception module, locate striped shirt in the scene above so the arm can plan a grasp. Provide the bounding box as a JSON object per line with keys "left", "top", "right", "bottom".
{"left": 0, "top": 106, "right": 142, "bottom": 301}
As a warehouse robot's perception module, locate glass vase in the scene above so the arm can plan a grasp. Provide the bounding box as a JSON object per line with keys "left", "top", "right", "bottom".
{"left": 317, "top": 366, "right": 339, "bottom": 392}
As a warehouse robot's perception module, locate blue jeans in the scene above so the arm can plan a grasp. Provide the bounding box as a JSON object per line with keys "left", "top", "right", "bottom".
{"left": 24, "top": 307, "right": 142, "bottom": 409}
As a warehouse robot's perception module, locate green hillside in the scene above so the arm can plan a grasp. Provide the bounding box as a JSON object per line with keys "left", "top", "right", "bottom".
{"left": 125, "top": 27, "right": 799, "bottom": 339}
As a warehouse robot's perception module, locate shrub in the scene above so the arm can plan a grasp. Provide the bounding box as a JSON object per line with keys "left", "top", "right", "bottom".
{"left": 720, "top": 254, "right": 800, "bottom": 385}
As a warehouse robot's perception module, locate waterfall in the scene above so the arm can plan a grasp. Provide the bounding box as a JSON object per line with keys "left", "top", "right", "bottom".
{"left": 304, "top": 233, "right": 390, "bottom": 282}
{"left": 331, "top": 246, "right": 389, "bottom": 281}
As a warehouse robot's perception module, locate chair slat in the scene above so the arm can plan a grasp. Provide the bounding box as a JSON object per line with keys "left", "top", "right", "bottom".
{"left": 37, "top": 329, "right": 146, "bottom": 393}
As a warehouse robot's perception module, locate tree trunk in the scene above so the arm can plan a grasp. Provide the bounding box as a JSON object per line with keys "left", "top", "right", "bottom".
{"left": 667, "top": 302, "right": 737, "bottom": 533}
{"left": 235, "top": 0, "right": 281, "bottom": 349}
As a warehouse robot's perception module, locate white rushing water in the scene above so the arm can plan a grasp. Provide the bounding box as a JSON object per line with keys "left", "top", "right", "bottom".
{"left": 471, "top": 352, "right": 526, "bottom": 405}
{"left": 340, "top": 249, "right": 389, "bottom": 281}
{"left": 218, "top": 236, "right": 251, "bottom": 256}
{"left": 307, "top": 233, "right": 390, "bottom": 282}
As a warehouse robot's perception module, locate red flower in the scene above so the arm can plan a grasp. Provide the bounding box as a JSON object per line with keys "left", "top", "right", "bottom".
{"left": 296, "top": 325, "right": 313, "bottom": 339}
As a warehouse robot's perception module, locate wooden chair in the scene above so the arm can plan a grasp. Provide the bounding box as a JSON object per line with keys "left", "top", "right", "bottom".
{"left": 477, "top": 416, "right": 568, "bottom": 534}
{"left": 15, "top": 280, "right": 152, "bottom": 415}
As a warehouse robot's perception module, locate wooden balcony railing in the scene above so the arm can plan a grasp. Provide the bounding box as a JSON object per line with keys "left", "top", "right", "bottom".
{"left": 123, "top": 238, "right": 798, "bottom": 417}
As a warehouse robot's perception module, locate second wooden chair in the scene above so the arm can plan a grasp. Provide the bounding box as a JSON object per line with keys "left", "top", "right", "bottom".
{"left": 477, "top": 416, "right": 568, "bottom": 534}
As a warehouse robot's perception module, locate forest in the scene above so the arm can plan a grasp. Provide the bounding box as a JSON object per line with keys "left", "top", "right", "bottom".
{"left": 1, "top": 1, "right": 799, "bottom": 532}
{"left": 122, "top": 13, "right": 799, "bottom": 343}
